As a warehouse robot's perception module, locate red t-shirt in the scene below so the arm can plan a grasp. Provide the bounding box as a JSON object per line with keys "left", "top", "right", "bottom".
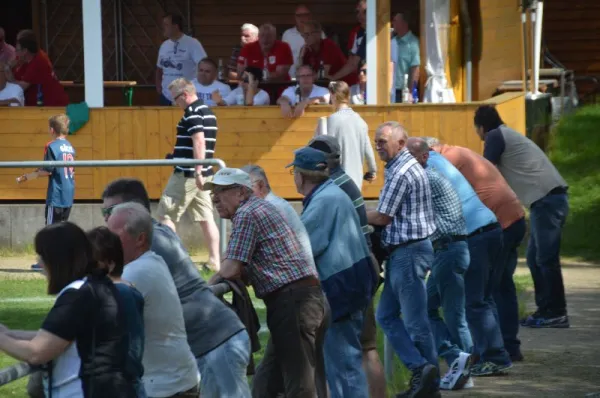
{"left": 15, "top": 51, "right": 68, "bottom": 106}
{"left": 302, "top": 38, "right": 358, "bottom": 86}
{"left": 238, "top": 40, "right": 293, "bottom": 81}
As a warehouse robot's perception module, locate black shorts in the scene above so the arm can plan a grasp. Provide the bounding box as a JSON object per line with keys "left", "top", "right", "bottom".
{"left": 45, "top": 205, "right": 72, "bottom": 225}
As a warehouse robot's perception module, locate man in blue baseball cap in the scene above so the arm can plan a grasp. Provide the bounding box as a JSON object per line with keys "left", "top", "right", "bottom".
{"left": 288, "top": 146, "right": 378, "bottom": 398}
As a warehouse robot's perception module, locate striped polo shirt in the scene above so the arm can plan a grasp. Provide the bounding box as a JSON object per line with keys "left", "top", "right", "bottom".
{"left": 173, "top": 99, "right": 218, "bottom": 176}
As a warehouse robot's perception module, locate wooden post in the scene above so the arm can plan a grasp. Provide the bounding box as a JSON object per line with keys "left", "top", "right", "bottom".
{"left": 376, "top": 0, "right": 391, "bottom": 105}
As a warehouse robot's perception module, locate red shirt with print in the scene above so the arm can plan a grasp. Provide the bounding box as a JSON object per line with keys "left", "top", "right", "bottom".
{"left": 15, "top": 51, "right": 68, "bottom": 106}
{"left": 302, "top": 38, "right": 358, "bottom": 86}
{"left": 238, "top": 40, "right": 293, "bottom": 81}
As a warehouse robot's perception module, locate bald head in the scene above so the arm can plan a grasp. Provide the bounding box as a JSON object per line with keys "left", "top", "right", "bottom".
{"left": 406, "top": 137, "right": 430, "bottom": 167}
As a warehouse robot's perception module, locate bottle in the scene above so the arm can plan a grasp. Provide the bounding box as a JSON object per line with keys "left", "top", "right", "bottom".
{"left": 412, "top": 81, "right": 419, "bottom": 104}
{"left": 263, "top": 57, "right": 269, "bottom": 81}
{"left": 401, "top": 74, "right": 410, "bottom": 103}
{"left": 36, "top": 84, "right": 44, "bottom": 107}
{"left": 217, "top": 58, "right": 225, "bottom": 82}
{"left": 318, "top": 60, "right": 325, "bottom": 80}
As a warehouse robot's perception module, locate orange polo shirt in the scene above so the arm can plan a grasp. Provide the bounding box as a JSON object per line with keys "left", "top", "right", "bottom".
{"left": 436, "top": 144, "right": 525, "bottom": 229}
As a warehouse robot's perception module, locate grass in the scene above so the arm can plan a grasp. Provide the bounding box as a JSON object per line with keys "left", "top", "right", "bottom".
{"left": 0, "top": 267, "right": 534, "bottom": 397}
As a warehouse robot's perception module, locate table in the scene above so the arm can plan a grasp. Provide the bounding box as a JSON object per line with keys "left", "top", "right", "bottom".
{"left": 60, "top": 81, "right": 138, "bottom": 106}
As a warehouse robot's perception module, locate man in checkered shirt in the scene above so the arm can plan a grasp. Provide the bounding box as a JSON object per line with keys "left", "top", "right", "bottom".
{"left": 366, "top": 122, "right": 439, "bottom": 398}
{"left": 204, "top": 167, "right": 328, "bottom": 398}
{"left": 408, "top": 137, "right": 473, "bottom": 392}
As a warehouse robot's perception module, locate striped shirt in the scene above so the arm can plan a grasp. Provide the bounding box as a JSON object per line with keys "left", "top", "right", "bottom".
{"left": 426, "top": 167, "right": 467, "bottom": 242}
{"left": 173, "top": 99, "right": 218, "bottom": 176}
{"left": 377, "top": 149, "right": 436, "bottom": 246}
{"left": 330, "top": 167, "right": 371, "bottom": 247}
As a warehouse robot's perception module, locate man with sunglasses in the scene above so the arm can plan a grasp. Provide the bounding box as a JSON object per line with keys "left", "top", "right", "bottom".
{"left": 282, "top": 4, "right": 325, "bottom": 78}
{"left": 278, "top": 65, "right": 329, "bottom": 118}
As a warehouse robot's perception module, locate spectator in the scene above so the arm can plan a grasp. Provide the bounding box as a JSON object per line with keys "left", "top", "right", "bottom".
{"left": 283, "top": 5, "right": 326, "bottom": 78}
{"left": 0, "top": 27, "right": 15, "bottom": 64}
{"left": 474, "top": 105, "right": 570, "bottom": 329}
{"left": 205, "top": 168, "right": 328, "bottom": 398}
{"left": 277, "top": 64, "right": 329, "bottom": 118}
{"left": 346, "top": 0, "right": 366, "bottom": 56}
{"left": 328, "top": 0, "right": 366, "bottom": 81}
{"left": 350, "top": 60, "right": 367, "bottom": 105}
{"left": 366, "top": 122, "right": 439, "bottom": 398}
{"left": 156, "top": 14, "right": 207, "bottom": 105}
{"left": 107, "top": 202, "right": 201, "bottom": 398}
{"left": 101, "top": 178, "right": 252, "bottom": 397}
{"left": 192, "top": 57, "right": 232, "bottom": 106}
{"left": 315, "top": 80, "right": 376, "bottom": 190}
{"left": 228, "top": 23, "right": 259, "bottom": 80}
{"left": 215, "top": 66, "right": 270, "bottom": 106}
{"left": 0, "top": 222, "right": 137, "bottom": 397}
{"left": 391, "top": 12, "right": 420, "bottom": 103}
{"left": 0, "top": 62, "right": 24, "bottom": 106}
{"left": 237, "top": 23, "right": 293, "bottom": 82}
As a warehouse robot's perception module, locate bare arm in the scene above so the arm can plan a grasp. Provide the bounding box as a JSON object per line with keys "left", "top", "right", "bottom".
{"left": 191, "top": 132, "right": 206, "bottom": 176}
{"left": 270, "top": 65, "right": 292, "bottom": 81}
{"left": 367, "top": 210, "right": 393, "bottom": 226}
{"left": 0, "top": 330, "right": 70, "bottom": 365}
{"left": 329, "top": 55, "right": 360, "bottom": 81}
{"left": 410, "top": 66, "right": 420, "bottom": 88}
{"left": 0, "top": 99, "right": 21, "bottom": 106}
{"left": 218, "top": 259, "right": 244, "bottom": 280}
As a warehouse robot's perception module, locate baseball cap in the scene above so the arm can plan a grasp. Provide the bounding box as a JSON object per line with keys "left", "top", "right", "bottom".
{"left": 308, "top": 135, "right": 341, "bottom": 158}
{"left": 202, "top": 167, "right": 253, "bottom": 191}
{"left": 286, "top": 146, "right": 328, "bottom": 171}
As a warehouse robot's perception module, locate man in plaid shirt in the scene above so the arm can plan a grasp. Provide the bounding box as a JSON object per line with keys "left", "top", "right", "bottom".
{"left": 408, "top": 137, "right": 473, "bottom": 391}
{"left": 366, "top": 122, "right": 439, "bottom": 398}
{"left": 204, "top": 167, "right": 328, "bottom": 398}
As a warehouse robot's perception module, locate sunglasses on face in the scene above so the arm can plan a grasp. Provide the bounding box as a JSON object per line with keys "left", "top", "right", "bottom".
{"left": 359, "top": 69, "right": 367, "bottom": 75}
{"left": 101, "top": 204, "right": 117, "bottom": 218}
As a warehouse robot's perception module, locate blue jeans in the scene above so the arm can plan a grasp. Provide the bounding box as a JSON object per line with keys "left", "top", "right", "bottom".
{"left": 427, "top": 239, "right": 472, "bottom": 366}
{"left": 324, "top": 309, "right": 369, "bottom": 398}
{"left": 197, "top": 330, "right": 251, "bottom": 398}
{"left": 465, "top": 225, "right": 510, "bottom": 364}
{"left": 376, "top": 239, "right": 437, "bottom": 371}
{"left": 526, "top": 193, "right": 569, "bottom": 316}
{"left": 493, "top": 217, "right": 526, "bottom": 356}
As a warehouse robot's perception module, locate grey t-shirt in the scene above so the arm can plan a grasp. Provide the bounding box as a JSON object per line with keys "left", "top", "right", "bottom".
{"left": 151, "top": 220, "right": 245, "bottom": 357}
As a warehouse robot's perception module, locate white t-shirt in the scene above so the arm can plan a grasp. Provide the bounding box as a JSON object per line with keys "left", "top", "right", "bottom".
{"left": 224, "top": 86, "right": 270, "bottom": 106}
{"left": 122, "top": 251, "right": 199, "bottom": 397}
{"left": 282, "top": 26, "right": 326, "bottom": 78}
{"left": 0, "top": 82, "right": 24, "bottom": 106}
{"left": 280, "top": 84, "right": 330, "bottom": 106}
{"left": 192, "top": 78, "right": 232, "bottom": 107}
{"left": 350, "top": 84, "right": 365, "bottom": 105}
{"left": 157, "top": 35, "right": 207, "bottom": 101}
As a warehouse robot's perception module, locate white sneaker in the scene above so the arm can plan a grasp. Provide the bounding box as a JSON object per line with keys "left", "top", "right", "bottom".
{"left": 440, "top": 352, "right": 472, "bottom": 390}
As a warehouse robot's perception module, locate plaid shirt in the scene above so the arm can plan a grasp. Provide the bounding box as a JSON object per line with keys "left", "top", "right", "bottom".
{"left": 226, "top": 195, "right": 318, "bottom": 298}
{"left": 426, "top": 167, "right": 467, "bottom": 241}
{"left": 377, "top": 149, "right": 436, "bottom": 246}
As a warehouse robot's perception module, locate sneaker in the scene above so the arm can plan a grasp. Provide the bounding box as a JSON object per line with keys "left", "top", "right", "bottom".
{"left": 520, "top": 310, "right": 543, "bottom": 327}
{"left": 440, "top": 352, "right": 472, "bottom": 390}
{"left": 463, "top": 377, "right": 475, "bottom": 389}
{"left": 396, "top": 363, "right": 440, "bottom": 398}
{"left": 31, "top": 263, "right": 43, "bottom": 271}
{"left": 529, "top": 314, "right": 570, "bottom": 329}
{"left": 471, "top": 361, "right": 512, "bottom": 376}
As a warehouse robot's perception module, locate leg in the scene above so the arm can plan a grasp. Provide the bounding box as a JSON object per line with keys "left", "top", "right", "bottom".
{"left": 360, "top": 302, "right": 386, "bottom": 398}
{"left": 526, "top": 220, "right": 545, "bottom": 313}
{"left": 251, "top": 337, "right": 283, "bottom": 398}
{"left": 190, "top": 187, "right": 221, "bottom": 268}
{"left": 156, "top": 173, "right": 193, "bottom": 234}
{"left": 427, "top": 268, "right": 460, "bottom": 367}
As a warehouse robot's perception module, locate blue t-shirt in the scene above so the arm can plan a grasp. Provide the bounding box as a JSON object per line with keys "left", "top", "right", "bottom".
{"left": 43, "top": 138, "right": 76, "bottom": 207}
{"left": 427, "top": 151, "right": 497, "bottom": 233}
{"left": 115, "top": 283, "right": 145, "bottom": 384}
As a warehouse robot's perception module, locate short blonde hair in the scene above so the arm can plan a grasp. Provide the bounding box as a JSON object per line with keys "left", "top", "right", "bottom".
{"left": 48, "top": 114, "right": 70, "bottom": 136}
{"left": 328, "top": 81, "right": 350, "bottom": 104}
{"left": 168, "top": 78, "right": 196, "bottom": 97}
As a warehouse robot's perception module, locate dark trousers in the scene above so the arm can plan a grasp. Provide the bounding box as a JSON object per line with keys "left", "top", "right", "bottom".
{"left": 492, "top": 217, "right": 526, "bottom": 356}
{"left": 251, "top": 285, "right": 329, "bottom": 398}
{"left": 526, "top": 193, "right": 569, "bottom": 316}
{"left": 159, "top": 93, "right": 172, "bottom": 106}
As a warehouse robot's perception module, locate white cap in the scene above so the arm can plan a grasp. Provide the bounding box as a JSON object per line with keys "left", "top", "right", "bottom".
{"left": 202, "top": 167, "right": 253, "bottom": 191}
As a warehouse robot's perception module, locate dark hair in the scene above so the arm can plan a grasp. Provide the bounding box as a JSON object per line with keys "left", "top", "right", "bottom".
{"left": 357, "top": 59, "right": 366, "bottom": 71}
{"left": 35, "top": 222, "right": 98, "bottom": 295}
{"left": 87, "top": 227, "right": 125, "bottom": 278}
{"left": 199, "top": 57, "right": 218, "bottom": 70}
{"left": 102, "top": 178, "right": 151, "bottom": 212}
{"left": 244, "top": 66, "right": 263, "bottom": 82}
{"left": 165, "top": 14, "right": 185, "bottom": 31}
{"left": 17, "top": 36, "right": 38, "bottom": 53}
{"left": 473, "top": 105, "right": 505, "bottom": 133}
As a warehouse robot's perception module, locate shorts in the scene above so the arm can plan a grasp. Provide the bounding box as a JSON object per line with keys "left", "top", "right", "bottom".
{"left": 45, "top": 205, "right": 71, "bottom": 225}
{"left": 156, "top": 172, "right": 214, "bottom": 223}
{"left": 360, "top": 300, "right": 377, "bottom": 351}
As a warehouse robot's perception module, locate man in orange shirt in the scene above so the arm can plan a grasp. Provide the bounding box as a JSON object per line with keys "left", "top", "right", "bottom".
{"left": 425, "top": 137, "right": 526, "bottom": 362}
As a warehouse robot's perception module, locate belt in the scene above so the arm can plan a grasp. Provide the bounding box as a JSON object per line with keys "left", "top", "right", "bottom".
{"left": 468, "top": 222, "right": 500, "bottom": 238}
{"left": 432, "top": 234, "right": 467, "bottom": 251}
{"left": 386, "top": 237, "right": 428, "bottom": 254}
{"left": 174, "top": 169, "right": 196, "bottom": 178}
{"left": 264, "top": 276, "right": 321, "bottom": 304}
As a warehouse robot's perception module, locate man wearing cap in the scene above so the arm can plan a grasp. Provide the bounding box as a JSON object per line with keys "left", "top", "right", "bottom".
{"left": 307, "top": 135, "right": 386, "bottom": 398}
{"left": 205, "top": 167, "right": 328, "bottom": 398}
{"left": 289, "top": 146, "right": 376, "bottom": 398}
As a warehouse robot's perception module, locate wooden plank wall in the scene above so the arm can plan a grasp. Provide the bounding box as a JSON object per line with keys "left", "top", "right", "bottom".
{"left": 0, "top": 93, "right": 523, "bottom": 202}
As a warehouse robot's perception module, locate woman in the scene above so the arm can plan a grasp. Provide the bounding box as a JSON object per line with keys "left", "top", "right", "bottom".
{"left": 214, "top": 66, "right": 270, "bottom": 106}
{"left": 350, "top": 60, "right": 367, "bottom": 105}
{"left": 0, "top": 222, "right": 137, "bottom": 398}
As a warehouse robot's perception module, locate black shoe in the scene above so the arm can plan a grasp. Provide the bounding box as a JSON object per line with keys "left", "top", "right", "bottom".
{"left": 395, "top": 364, "right": 440, "bottom": 398}
{"left": 529, "top": 314, "right": 570, "bottom": 328}
{"left": 510, "top": 351, "right": 524, "bottom": 362}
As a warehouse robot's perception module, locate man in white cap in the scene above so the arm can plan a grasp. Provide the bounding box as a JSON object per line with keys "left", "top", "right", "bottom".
{"left": 205, "top": 167, "right": 329, "bottom": 398}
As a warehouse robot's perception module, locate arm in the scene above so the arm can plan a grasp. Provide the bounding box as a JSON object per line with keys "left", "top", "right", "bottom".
{"left": 0, "top": 330, "right": 70, "bottom": 365}
{"left": 217, "top": 212, "right": 258, "bottom": 281}
{"left": 363, "top": 128, "right": 377, "bottom": 174}
{"left": 368, "top": 173, "right": 409, "bottom": 225}
{"left": 0, "top": 98, "right": 22, "bottom": 106}
{"left": 367, "top": 210, "right": 393, "bottom": 226}
{"left": 270, "top": 43, "right": 293, "bottom": 81}
{"left": 219, "top": 259, "right": 244, "bottom": 279}
{"left": 329, "top": 54, "right": 360, "bottom": 81}
{"left": 277, "top": 89, "right": 294, "bottom": 117}
{"left": 236, "top": 46, "right": 249, "bottom": 78}
{"left": 271, "top": 65, "right": 291, "bottom": 81}
{"left": 191, "top": 132, "right": 206, "bottom": 181}
{"left": 482, "top": 129, "right": 506, "bottom": 165}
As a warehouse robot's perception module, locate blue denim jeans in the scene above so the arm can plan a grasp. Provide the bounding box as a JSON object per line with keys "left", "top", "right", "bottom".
{"left": 324, "top": 309, "right": 369, "bottom": 398}
{"left": 427, "top": 239, "right": 472, "bottom": 366}
{"left": 493, "top": 217, "right": 526, "bottom": 356}
{"left": 376, "top": 239, "right": 437, "bottom": 371}
{"left": 197, "top": 330, "right": 252, "bottom": 398}
{"left": 465, "top": 225, "right": 510, "bottom": 364}
{"left": 526, "top": 193, "right": 569, "bottom": 316}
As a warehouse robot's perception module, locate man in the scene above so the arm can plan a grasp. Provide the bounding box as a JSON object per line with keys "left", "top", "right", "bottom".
{"left": 101, "top": 178, "right": 252, "bottom": 397}
{"left": 424, "top": 141, "right": 512, "bottom": 377}
{"left": 366, "top": 121, "right": 440, "bottom": 398}
{"left": 0, "top": 62, "right": 24, "bottom": 106}
{"left": 282, "top": 4, "right": 325, "bottom": 78}
{"left": 237, "top": 23, "right": 293, "bottom": 82}
{"left": 205, "top": 168, "right": 328, "bottom": 398}
{"left": 290, "top": 147, "right": 376, "bottom": 398}
{"left": 0, "top": 27, "right": 15, "bottom": 64}
{"left": 215, "top": 66, "right": 270, "bottom": 106}
{"left": 474, "top": 105, "right": 570, "bottom": 328}
{"left": 108, "top": 202, "right": 200, "bottom": 398}
{"left": 277, "top": 64, "right": 329, "bottom": 118}
{"left": 407, "top": 138, "right": 472, "bottom": 391}
{"left": 228, "top": 23, "right": 259, "bottom": 80}
{"left": 391, "top": 12, "right": 420, "bottom": 103}
{"left": 156, "top": 14, "right": 207, "bottom": 105}
{"left": 424, "top": 137, "right": 527, "bottom": 361}
{"left": 191, "top": 58, "right": 232, "bottom": 106}
{"left": 156, "top": 78, "right": 221, "bottom": 270}
{"left": 328, "top": 0, "right": 365, "bottom": 81}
